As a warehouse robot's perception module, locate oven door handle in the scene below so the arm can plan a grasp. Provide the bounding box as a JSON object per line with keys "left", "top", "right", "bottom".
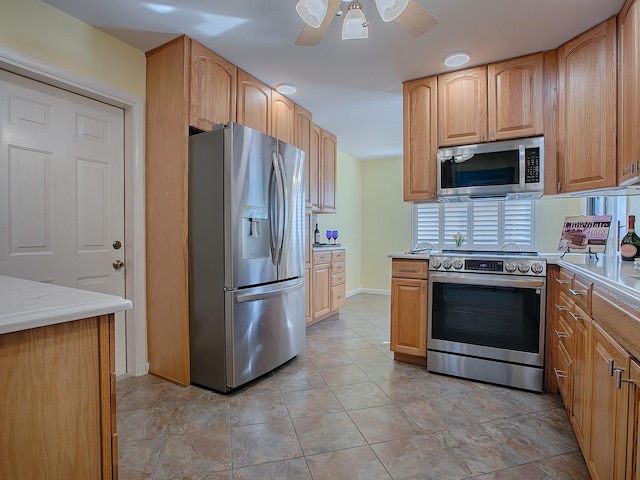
{"left": 429, "top": 272, "right": 546, "bottom": 289}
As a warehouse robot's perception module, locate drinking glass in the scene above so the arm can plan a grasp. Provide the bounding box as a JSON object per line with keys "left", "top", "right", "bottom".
{"left": 331, "top": 230, "right": 339, "bottom": 244}
{"left": 326, "top": 230, "right": 332, "bottom": 244}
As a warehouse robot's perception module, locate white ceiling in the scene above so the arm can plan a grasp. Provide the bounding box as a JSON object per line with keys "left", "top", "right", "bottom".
{"left": 43, "top": 0, "right": 624, "bottom": 160}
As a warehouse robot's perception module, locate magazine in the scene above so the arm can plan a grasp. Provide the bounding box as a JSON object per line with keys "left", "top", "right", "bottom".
{"left": 558, "top": 215, "right": 611, "bottom": 253}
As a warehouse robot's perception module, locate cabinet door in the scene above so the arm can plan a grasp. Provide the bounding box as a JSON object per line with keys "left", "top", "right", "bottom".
{"left": 588, "top": 321, "right": 630, "bottom": 480}
{"left": 629, "top": 359, "right": 640, "bottom": 480}
{"left": 295, "top": 105, "right": 313, "bottom": 208}
{"left": 310, "top": 124, "right": 321, "bottom": 211}
{"left": 272, "top": 90, "right": 295, "bottom": 144}
{"left": 570, "top": 305, "right": 592, "bottom": 452}
{"left": 189, "top": 40, "right": 237, "bottom": 130}
{"left": 390, "top": 278, "right": 427, "bottom": 357}
{"left": 237, "top": 69, "right": 271, "bottom": 135}
{"left": 312, "top": 263, "right": 331, "bottom": 318}
{"left": 488, "top": 53, "right": 544, "bottom": 141}
{"left": 320, "top": 129, "right": 337, "bottom": 213}
{"left": 438, "top": 66, "right": 488, "bottom": 146}
{"left": 403, "top": 76, "right": 437, "bottom": 201}
{"left": 618, "top": 0, "right": 640, "bottom": 185}
{"left": 558, "top": 18, "right": 617, "bottom": 193}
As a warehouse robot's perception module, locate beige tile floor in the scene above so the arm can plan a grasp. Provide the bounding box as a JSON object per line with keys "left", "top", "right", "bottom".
{"left": 117, "top": 293, "right": 591, "bottom": 480}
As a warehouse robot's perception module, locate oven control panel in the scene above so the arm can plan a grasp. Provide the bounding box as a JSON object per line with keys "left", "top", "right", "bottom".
{"left": 429, "top": 253, "right": 546, "bottom": 276}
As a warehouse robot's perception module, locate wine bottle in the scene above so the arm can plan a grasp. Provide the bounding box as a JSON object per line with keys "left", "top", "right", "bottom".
{"left": 620, "top": 215, "right": 640, "bottom": 261}
{"left": 314, "top": 223, "right": 320, "bottom": 244}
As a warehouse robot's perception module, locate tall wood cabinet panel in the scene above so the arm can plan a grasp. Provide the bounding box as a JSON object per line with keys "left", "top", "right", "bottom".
{"left": 320, "top": 129, "right": 337, "bottom": 213}
{"left": 309, "top": 124, "right": 322, "bottom": 211}
{"left": 543, "top": 50, "right": 560, "bottom": 195}
{"left": 587, "top": 321, "right": 630, "bottom": 480}
{"left": 146, "top": 37, "right": 191, "bottom": 386}
{"left": 488, "top": 53, "right": 544, "bottom": 141}
{"left": 618, "top": 0, "right": 640, "bottom": 185}
{"left": 294, "top": 105, "right": 313, "bottom": 208}
{"left": 189, "top": 40, "right": 237, "bottom": 130}
{"left": 557, "top": 18, "right": 617, "bottom": 193}
{"left": 402, "top": 76, "right": 437, "bottom": 201}
{"left": 237, "top": 69, "right": 271, "bottom": 135}
{"left": 438, "top": 66, "right": 488, "bottom": 146}
{"left": 272, "top": 90, "right": 295, "bottom": 144}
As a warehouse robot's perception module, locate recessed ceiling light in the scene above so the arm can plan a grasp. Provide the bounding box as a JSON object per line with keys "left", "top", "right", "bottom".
{"left": 443, "top": 52, "right": 470, "bottom": 68}
{"left": 276, "top": 83, "right": 297, "bottom": 95}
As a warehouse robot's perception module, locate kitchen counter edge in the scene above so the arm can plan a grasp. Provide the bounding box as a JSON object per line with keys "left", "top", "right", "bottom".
{"left": 0, "top": 275, "right": 133, "bottom": 335}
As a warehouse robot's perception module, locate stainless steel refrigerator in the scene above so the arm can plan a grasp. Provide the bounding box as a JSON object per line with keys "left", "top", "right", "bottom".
{"left": 188, "top": 123, "right": 306, "bottom": 392}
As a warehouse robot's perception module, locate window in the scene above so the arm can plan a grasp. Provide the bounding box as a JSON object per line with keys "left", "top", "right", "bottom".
{"left": 413, "top": 200, "right": 538, "bottom": 251}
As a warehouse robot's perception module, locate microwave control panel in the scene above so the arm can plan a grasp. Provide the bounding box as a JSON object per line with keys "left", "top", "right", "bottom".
{"left": 525, "top": 147, "right": 540, "bottom": 184}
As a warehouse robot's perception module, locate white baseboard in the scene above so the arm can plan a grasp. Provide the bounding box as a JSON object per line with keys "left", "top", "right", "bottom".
{"left": 347, "top": 288, "right": 391, "bottom": 297}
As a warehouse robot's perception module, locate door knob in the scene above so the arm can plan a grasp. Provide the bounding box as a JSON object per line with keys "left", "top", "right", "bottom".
{"left": 113, "top": 260, "right": 125, "bottom": 270}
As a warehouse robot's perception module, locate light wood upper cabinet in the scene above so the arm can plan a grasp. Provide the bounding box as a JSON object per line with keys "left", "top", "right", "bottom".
{"left": 618, "top": 0, "right": 640, "bottom": 185}
{"left": 558, "top": 18, "right": 617, "bottom": 193}
{"left": 403, "top": 76, "right": 437, "bottom": 202}
{"left": 294, "top": 105, "right": 313, "bottom": 208}
{"left": 310, "top": 124, "right": 321, "bottom": 211}
{"left": 438, "top": 66, "right": 488, "bottom": 146}
{"left": 320, "top": 129, "right": 337, "bottom": 213}
{"left": 488, "top": 53, "right": 544, "bottom": 141}
{"left": 189, "top": 40, "right": 237, "bottom": 130}
{"left": 237, "top": 69, "right": 271, "bottom": 135}
{"left": 272, "top": 90, "right": 295, "bottom": 144}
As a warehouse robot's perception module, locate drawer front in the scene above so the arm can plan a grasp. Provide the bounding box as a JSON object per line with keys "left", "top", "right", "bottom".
{"left": 391, "top": 259, "right": 428, "bottom": 279}
{"left": 569, "top": 275, "right": 593, "bottom": 315}
{"left": 332, "top": 249, "right": 346, "bottom": 261}
{"left": 332, "top": 260, "right": 345, "bottom": 275}
{"left": 556, "top": 269, "right": 575, "bottom": 293}
{"left": 556, "top": 312, "right": 574, "bottom": 356}
{"left": 313, "top": 251, "right": 332, "bottom": 264}
{"left": 331, "top": 283, "right": 346, "bottom": 310}
{"left": 332, "top": 271, "right": 345, "bottom": 286}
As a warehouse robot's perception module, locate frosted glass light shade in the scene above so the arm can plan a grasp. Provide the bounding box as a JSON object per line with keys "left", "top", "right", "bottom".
{"left": 342, "top": 7, "right": 368, "bottom": 39}
{"left": 296, "top": 0, "right": 329, "bottom": 28}
{"left": 374, "top": 0, "right": 409, "bottom": 21}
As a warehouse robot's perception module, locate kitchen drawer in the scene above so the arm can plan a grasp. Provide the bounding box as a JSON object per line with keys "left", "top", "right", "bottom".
{"left": 569, "top": 274, "right": 593, "bottom": 315}
{"left": 555, "top": 268, "right": 575, "bottom": 293}
{"left": 313, "top": 251, "right": 332, "bottom": 264}
{"left": 555, "top": 340, "right": 572, "bottom": 410}
{"left": 332, "top": 249, "right": 346, "bottom": 261}
{"left": 391, "top": 259, "right": 428, "bottom": 279}
{"left": 331, "top": 283, "right": 346, "bottom": 309}
{"left": 556, "top": 311, "right": 574, "bottom": 355}
{"left": 332, "top": 260, "right": 345, "bottom": 275}
{"left": 331, "top": 271, "right": 345, "bottom": 286}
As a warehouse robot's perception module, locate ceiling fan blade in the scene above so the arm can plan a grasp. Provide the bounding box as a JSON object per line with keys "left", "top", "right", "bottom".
{"left": 394, "top": 0, "right": 438, "bottom": 37}
{"left": 295, "top": 0, "right": 341, "bottom": 46}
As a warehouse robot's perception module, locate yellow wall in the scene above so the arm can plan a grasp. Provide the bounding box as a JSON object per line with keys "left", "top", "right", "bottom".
{"left": 360, "top": 158, "right": 412, "bottom": 292}
{"left": 537, "top": 197, "right": 587, "bottom": 252}
{"left": 316, "top": 151, "right": 363, "bottom": 294}
{"left": 0, "top": 0, "right": 146, "bottom": 98}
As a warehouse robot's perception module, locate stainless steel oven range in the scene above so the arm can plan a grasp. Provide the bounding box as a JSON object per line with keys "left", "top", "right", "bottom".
{"left": 427, "top": 250, "right": 547, "bottom": 392}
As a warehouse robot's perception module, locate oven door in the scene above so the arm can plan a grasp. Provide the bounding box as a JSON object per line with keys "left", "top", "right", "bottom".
{"left": 428, "top": 271, "right": 546, "bottom": 367}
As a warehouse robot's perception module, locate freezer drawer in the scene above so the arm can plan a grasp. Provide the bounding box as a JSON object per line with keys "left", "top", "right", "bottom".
{"left": 226, "top": 278, "right": 305, "bottom": 389}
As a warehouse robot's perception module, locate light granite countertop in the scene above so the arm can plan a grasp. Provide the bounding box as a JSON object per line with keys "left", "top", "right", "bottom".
{"left": 0, "top": 275, "right": 132, "bottom": 335}
{"left": 312, "top": 244, "right": 347, "bottom": 251}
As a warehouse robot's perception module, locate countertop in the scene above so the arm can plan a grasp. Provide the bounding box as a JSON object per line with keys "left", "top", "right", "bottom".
{"left": 0, "top": 275, "right": 133, "bottom": 335}
{"left": 388, "top": 251, "right": 640, "bottom": 303}
{"left": 312, "top": 244, "right": 347, "bottom": 251}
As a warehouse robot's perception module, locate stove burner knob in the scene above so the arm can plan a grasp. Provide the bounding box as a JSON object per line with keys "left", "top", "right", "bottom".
{"left": 518, "top": 263, "right": 531, "bottom": 273}
{"left": 430, "top": 258, "right": 442, "bottom": 269}
{"left": 505, "top": 262, "right": 517, "bottom": 273}
{"left": 453, "top": 259, "right": 464, "bottom": 270}
{"left": 442, "top": 259, "right": 453, "bottom": 269}
{"left": 531, "top": 262, "right": 544, "bottom": 274}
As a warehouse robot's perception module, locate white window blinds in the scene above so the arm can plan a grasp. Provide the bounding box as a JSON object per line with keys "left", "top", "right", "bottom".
{"left": 413, "top": 200, "right": 538, "bottom": 251}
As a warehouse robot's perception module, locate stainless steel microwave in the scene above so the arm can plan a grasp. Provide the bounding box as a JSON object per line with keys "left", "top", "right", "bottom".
{"left": 437, "top": 136, "right": 544, "bottom": 201}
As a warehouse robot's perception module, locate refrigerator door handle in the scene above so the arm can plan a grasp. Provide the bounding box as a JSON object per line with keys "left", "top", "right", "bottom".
{"left": 235, "top": 280, "right": 304, "bottom": 303}
{"left": 268, "top": 152, "right": 283, "bottom": 265}
{"left": 276, "top": 152, "right": 287, "bottom": 264}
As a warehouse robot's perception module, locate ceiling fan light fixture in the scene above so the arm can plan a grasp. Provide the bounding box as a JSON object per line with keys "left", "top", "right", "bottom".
{"left": 374, "top": 0, "right": 409, "bottom": 22}
{"left": 275, "top": 83, "right": 297, "bottom": 95}
{"left": 443, "top": 51, "right": 471, "bottom": 67}
{"left": 296, "top": 0, "right": 329, "bottom": 28}
{"left": 342, "top": 1, "right": 369, "bottom": 39}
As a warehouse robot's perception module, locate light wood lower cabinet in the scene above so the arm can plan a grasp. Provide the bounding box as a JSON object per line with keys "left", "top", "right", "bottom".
{"left": 310, "top": 249, "right": 346, "bottom": 324}
{"left": 628, "top": 359, "right": 640, "bottom": 480}
{"left": 0, "top": 315, "right": 117, "bottom": 479}
{"left": 390, "top": 259, "right": 428, "bottom": 364}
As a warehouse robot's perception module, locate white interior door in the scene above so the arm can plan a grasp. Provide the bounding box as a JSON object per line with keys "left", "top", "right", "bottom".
{"left": 0, "top": 69, "right": 127, "bottom": 374}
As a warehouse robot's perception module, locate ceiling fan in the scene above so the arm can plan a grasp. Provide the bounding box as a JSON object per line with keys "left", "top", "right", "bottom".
{"left": 295, "top": 0, "right": 438, "bottom": 46}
